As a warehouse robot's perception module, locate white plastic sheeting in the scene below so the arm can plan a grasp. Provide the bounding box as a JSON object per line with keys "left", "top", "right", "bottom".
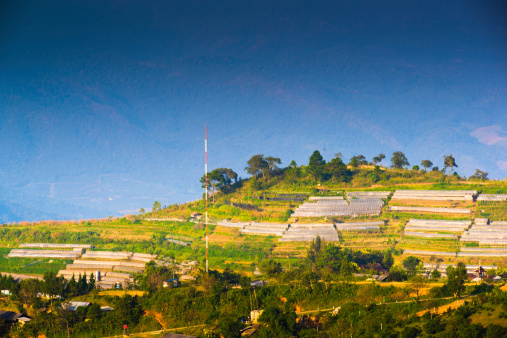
{"left": 239, "top": 222, "right": 289, "bottom": 236}
{"left": 8, "top": 249, "right": 82, "bottom": 259}
{"left": 20, "top": 243, "right": 92, "bottom": 249}
{"left": 403, "top": 249, "right": 456, "bottom": 256}
{"left": 217, "top": 220, "right": 248, "bottom": 228}
{"left": 389, "top": 206, "right": 471, "bottom": 214}
{"left": 347, "top": 191, "right": 391, "bottom": 199}
{"left": 293, "top": 198, "right": 383, "bottom": 217}
{"left": 279, "top": 223, "right": 339, "bottom": 242}
{"left": 392, "top": 190, "right": 476, "bottom": 201}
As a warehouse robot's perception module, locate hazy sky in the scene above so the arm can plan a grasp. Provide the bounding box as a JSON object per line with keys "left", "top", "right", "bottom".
{"left": 1, "top": 1, "right": 506, "bottom": 220}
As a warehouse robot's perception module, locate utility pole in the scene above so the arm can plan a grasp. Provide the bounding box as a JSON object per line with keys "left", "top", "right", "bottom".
{"left": 205, "top": 124, "right": 209, "bottom": 281}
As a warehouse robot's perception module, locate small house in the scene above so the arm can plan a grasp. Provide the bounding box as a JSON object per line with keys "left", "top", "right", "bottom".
{"left": 0, "top": 311, "right": 29, "bottom": 328}
{"left": 250, "top": 280, "right": 267, "bottom": 287}
{"left": 163, "top": 279, "right": 179, "bottom": 288}
{"left": 179, "top": 275, "right": 196, "bottom": 282}
{"left": 65, "top": 301, "right": 91, "bottom": 311}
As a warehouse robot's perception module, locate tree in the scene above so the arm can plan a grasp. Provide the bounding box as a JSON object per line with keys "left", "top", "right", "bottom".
{"left": 391, "top": 151, "right": 410, "bottom": 169}
{"left": 372, "top": 153, "right": 386, "bottom": 165}
{"left": 387, "top": 267, "right": 407, "bottom": 282}
{"left": 308, "top": 150, "right": 325, "bottom": 181}
{"left": 325, "top": 157, "right": 350, "bottom": 182}
{"left": 265, "top": 156, "right": 282, "bottom": 173}
{"left": 200, "top": 168, "right": 238, "bottom": 202}
{"left": 350, "top": 155, "right": 367, "bottom": 166}
{"left": 424, "top": 316, "right": 446, "bottom": 335}
{"left": 432, "top": 166, "right": 440, "bottom": 172}
{"left": 307, "top": 236, "right": 323, "bottom": 264}
{"left": 245, "top": 154, "right": 269, "bottom": 179}
{"left": 77, "top": 273, "right": 88, "bottom": 295}
{"left": 367, "top": 172, "right": 380, "bottom": 183}
{"left": 152, "top": 201, "right": 161, "bottom": 212}
{"left": 402, "top": 256, "right": 421, "bottom": 275}
{"left": 113, "top": 294, "right": 142, "bottom": 325}
{"left": 259, "top": 259, "right": 282, "bottom": 278}
{"left": 285, "top": 161, "right": 300, "bottom": 185}
{"left": 216, "top": 314, "right": 242, "bottom": 338}
{"left": 412, "top": 165, "right": 420, "bottom": 171}
{"left": 446, "top": 262, "right": 467, "bottom": 298}
{"left": 470, "top": 169, "right": 488, "bottom": 180}
{"left": 431, "top": 269, "right": 441, "bottom": 280}
{"left": 410, "top": 275, "right": 429, "bottom": 301}
{"left": 340, "top": 257, "right": 354, "bottom": 276}
{"left": 86, "top": 303, "right": 101, "bottom": 320}
{"left": 18, "top": 278, "right": 41, "bottom": 303}
{"left": 67, "top": 274, "right": 78, "bottom": 297}
{"left": 42, "top": 271, "right": 64, "bottom": 306}
{"left": 200, "top": 170, "right": 223, "bottom": 203}
{"left": 301, "top": 271, "right": 319, "bottom": 290}
{"left": 383, "top": 250, "right": 394, "bottom": 270}
{"left": 349, "top": 157, "right": 359, "bottom": 168}
{"left": 258, "top": 305, "right": 296, "bottom": 337}
{"left": 443, "top": 154, "right": 458, "bottom": 175}
{"left": 138, "top": 208, "right": 145, "bottom": 215}
{"left": 421, "top": 160, "right": 433, "bottom": 171}
{"left": 401, "top": 326, "right": 421, "bottom": 338}
{"left": 88, "top": 271, "right": 95, "bottom": 292}
{"left": 220, "top": 168, "right": 238, "bottom": 185}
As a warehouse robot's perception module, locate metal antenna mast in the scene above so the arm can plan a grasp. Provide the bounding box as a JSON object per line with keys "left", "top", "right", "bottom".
{"left": 205, "top": 124, "right": 209, "bottom": 280}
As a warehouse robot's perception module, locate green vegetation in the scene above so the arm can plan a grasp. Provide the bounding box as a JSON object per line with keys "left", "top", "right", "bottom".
{"left": 0, "top": 150, "right": 506, "bottom": 336}
{"left": 478, "top": 201, "right": 507, "bottom": 221}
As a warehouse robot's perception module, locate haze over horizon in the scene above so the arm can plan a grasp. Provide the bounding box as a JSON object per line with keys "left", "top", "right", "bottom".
{"left": 1, "top": 0, "right": 506, "bottom": 222}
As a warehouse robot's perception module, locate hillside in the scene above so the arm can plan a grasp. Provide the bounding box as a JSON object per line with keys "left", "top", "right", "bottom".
{"left": 142, "top": 161, "right": 507, "bottom": 268}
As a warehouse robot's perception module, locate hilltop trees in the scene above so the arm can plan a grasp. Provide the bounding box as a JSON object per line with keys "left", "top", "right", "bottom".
{"left": 308, "top": 150, "right": 326, "bottom": 181}
{"left": 326, "top": 156, "right": 350, "bottom": 182}
{"left": 443, "top": 154, "right": 458, "bottom": 175}
{"left": 245, "top": 154, "right": 281, "bottom": 181}
{"left": 284, "top": 160, "right": 300, "bottom": 185}
{"left": 265, "top": 156, "right": 282, "bottom": 173}
{"left": 349, "top": 155, "right": 367, "bottom": 167}
{"left": 152, "top": 201, "right": 161, "bottom": 212}
{"left": 391, "top": 151, "right": 410, "bottom": 169}
{"left": 201, "top": 170, "right": 223, "bottom": 204}
{"left": 470, "top": 169, "right": 488, "bottom": 180}
{"left": 200, "top": 168, "right": 239, "bottom": 202}
{"left": 372, "top": 153, "right": 386, "bottom": 165}
{"left": 237, "top": 149, "right": 483, "bottom": 189}
{"left": 245, "top": 154, "right": 268, "bottom": 178}
{"left": 421, "top": 160, "right": 433, "bottom": 171}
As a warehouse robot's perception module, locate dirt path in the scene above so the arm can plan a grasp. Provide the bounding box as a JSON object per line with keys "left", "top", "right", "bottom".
{"left": 100, "top": 324, "right": 205, "bottom": 338}
{"left": 145, "top": 310, "right": 167, "bottom": 330}
{"left": 417, "top": 298, "right": 468, "bottom": 316}
{"left": 295, "top": 295, "right": 470, "bottom": 316}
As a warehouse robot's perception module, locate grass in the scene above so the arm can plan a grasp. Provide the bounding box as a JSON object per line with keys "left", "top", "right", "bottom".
{"left": 469, "top": 303, "right": 507, "bottom": 327}
{"left": 477, "top": 201, "right": 507, "bottom": 221}
{"left": 98, "top": 290, "right": 146, "bottom": 297}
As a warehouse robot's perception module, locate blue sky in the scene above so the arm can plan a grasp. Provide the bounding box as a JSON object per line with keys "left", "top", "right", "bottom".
{"left": 0, "top": 1, "right": 506, "bottom": 221}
